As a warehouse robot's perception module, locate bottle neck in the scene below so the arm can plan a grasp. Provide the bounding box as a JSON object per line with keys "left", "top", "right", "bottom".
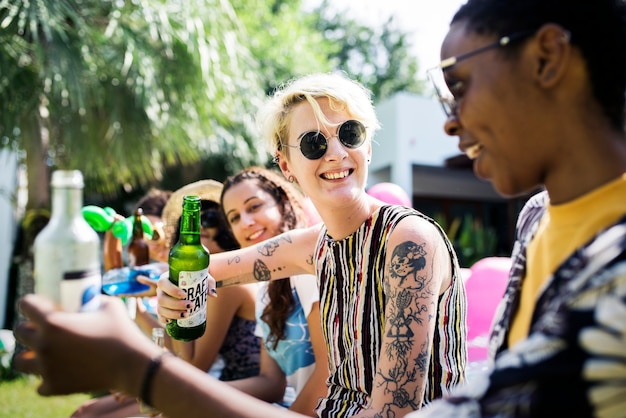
{"left": 179, "top": 207, "right": 202, "bottom": 245}
{"left": 51, "top": 187, "right": 83, "bottom": 221}
{"left": 132, "top": 214, "right": 144, "bottom": 239}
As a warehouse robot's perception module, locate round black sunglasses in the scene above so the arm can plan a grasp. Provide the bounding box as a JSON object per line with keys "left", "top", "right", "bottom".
{"left": 281, "top": 120, "right": 367, "bottom": 160}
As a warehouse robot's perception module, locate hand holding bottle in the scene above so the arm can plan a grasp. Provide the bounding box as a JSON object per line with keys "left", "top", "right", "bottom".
{"left": 164, "top": 195, "right": 210, "bottom": 341}
{"left": 155, "top": 270, "right": 217, "bottom": 326}
{"left": 102, "top": 263, "right": 166, "bottom": 297}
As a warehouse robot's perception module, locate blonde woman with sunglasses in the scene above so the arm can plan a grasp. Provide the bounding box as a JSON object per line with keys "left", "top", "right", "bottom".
{"left": 157, "top": 72, "right": 468, "bottom": 417}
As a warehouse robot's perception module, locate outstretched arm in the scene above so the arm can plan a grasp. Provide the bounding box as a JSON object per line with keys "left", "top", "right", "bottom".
{"left": 157, "top": 225, "right": 320, "bottom": 323}
{"left": 13, "top": 294, "right": 305, "bottom": 418}
{"left": 210, "top": 225, "right": 320, "bottom": 288}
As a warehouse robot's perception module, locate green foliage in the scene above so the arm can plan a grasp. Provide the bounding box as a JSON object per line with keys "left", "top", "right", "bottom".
{"left": 0, "top": 0, "right": 425, "bottom": 201}
{"left": 313, "top": 0, "right": 426, "bottom": 102}
{"left": 0, "top": 376, "right": 91, "bottom": 417}
{"left": 434, "top": 213, "right": 498, "bottom": 268}
{"left": 231, "top": 0, "right": 332, "bottom": 95}
{"left": 0, "top": 0, "right": 265, "bottom": 197}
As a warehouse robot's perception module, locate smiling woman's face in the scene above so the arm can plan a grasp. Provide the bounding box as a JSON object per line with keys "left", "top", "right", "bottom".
{"left": 222, "top": 179, "right": 284, "bottom": 248}
{"left": 278, "top": 98, "right": 371, "bottom": 208}
{"left": 440, "top": 21, "right": 555, "bottom": 198}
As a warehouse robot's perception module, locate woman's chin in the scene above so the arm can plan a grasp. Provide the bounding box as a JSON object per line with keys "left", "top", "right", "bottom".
{"left": 472, "top": 159, "right": 490, "bottom": 182}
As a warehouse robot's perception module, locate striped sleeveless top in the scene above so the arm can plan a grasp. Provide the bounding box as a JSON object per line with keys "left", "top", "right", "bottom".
{"left": 314, "top": 205, "right": 467, "bottom": 417}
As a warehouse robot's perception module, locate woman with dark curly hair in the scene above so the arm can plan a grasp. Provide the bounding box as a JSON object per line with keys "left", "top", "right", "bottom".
{"left": 219, "top": 167, "right": 327, "bottom": 416}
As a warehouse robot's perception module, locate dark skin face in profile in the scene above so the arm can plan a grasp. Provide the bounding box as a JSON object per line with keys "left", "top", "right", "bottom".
{"left": 440, "top": 21, "right": 626, "bottom": 204}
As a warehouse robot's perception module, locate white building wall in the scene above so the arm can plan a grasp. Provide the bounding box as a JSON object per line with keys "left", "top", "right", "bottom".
{"left": 370, "top": 92, "right": 462, "bottom": 194}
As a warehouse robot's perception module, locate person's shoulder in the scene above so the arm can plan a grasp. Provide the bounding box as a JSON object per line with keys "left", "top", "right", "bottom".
{"left": 384, "top": 205, "right": 441, "bottom": 239}
{"left": 379, "top": 204, "right": 433, "bottom": 223}
{"left": 289, "top": 223, "right": 324, "bottom": 240}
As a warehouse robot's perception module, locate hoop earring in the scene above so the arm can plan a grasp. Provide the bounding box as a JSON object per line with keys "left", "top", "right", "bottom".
{"left": 288, "top": 175, "right": 295, "bottom": 183}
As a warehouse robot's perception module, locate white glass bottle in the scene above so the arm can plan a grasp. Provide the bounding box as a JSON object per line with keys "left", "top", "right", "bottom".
{"left": 34, "top": 170, "right": 102, "bottom": 312}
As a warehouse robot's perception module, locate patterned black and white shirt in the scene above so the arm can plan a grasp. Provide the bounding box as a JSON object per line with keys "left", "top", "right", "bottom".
{"left": 413, "top": 191, "right": 626, "bottom": 417}
{"left": 314, "top": 205, "right": 467, "bottom": 417}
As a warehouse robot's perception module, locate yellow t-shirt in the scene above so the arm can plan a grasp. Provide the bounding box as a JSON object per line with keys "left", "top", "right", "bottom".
{"left": 508, "top": 174, "right": 626, "bottom": 346}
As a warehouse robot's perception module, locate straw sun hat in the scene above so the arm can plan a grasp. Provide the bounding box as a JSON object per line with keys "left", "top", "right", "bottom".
{"left": 161, "top": 179, "right": 223, "bottom": 247}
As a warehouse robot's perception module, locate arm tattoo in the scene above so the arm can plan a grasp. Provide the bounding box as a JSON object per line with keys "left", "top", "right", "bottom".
{"left": 253, "top": 259, "right": 271, "bottom": 282}
{"left": 252, "top": 259, "right": 290, "bottom": 282}
{"left": 226, "top": 255, "right": 241, "bottom": 265}
{"left": 389, "top": 241, "right": 427, "bottom": 286}
{"left": 257, "top": 235, "right": 292, "bottom": 257}
{"left": 377, "top": 240, "right": 436, "bottom": 413}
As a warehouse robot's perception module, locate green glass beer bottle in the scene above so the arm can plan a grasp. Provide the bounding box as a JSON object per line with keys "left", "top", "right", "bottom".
{"left": 166, "top": 195, "right": 210, "bottom": 341}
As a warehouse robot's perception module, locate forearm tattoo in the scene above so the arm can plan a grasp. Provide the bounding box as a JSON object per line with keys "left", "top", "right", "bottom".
{"left": 253, "top": 259, "right": 271, "bottom": 282}
{"left": 226, "top": 254, "right": 241, "bottom": 265}
{"left": 378, "top": 240, "right": 436, "bottom": 413}
{"left": 253, "top": 234, "right": 293, "bottom": 281}
{"left": 218, "top": 234, "right": 297, "bottom": 286}
{"left": 257, "top": 234, "right": 292, "bottom": 257}
{"left": 251, "top": 259, "right": 291, "bottom": 282}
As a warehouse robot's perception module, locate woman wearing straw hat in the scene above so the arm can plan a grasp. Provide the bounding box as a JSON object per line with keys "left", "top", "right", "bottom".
{"left": 160, "top": 179, "right": 261, "bottom": 382}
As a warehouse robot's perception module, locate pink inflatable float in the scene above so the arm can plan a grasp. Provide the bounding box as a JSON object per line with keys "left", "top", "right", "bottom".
{"left": 465, "top": 256, "right": 511, "bottom": 363}
{"left": 366, "top": 182, "right": 412, "bottom": 206}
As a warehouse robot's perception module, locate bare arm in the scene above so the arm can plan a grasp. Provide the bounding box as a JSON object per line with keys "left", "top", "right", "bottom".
{"left": 355, "top": 218, "right": 450, "bottom": 417}
{"left": 227, "top": 344, "right": 287, "bottom": 402}
{"left": 210, "top": 225, "right": 320, "bottom": 288}
{"left": 157, "top": 226, "right": 320, "bottom": 322}
{"left": 13, "top": 294, "right": 305, "bottom": 418}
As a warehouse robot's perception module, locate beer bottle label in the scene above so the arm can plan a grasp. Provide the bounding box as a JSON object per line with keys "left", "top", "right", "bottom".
{"left": 177, "top": 269, "right": 208, "bottom": 327}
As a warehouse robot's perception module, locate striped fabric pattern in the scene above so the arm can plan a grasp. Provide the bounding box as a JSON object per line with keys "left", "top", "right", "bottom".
{"left": 314, "top": 205, "right": 467, "bottom": 417}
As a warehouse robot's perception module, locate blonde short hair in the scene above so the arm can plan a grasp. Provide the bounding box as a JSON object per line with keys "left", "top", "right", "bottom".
{"left": 256, "top": 72, "right": 381, "bottom": 157}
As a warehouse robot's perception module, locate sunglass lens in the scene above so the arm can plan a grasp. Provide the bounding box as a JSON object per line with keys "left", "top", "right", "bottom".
{"left": 300, "top": 132, "right": 327, "bottom": 160}
{"left": 201, "top": 210, "right": 220, "bottom": 229}
{"left": 339, "top": 120, "right": 366, "bottom": 148}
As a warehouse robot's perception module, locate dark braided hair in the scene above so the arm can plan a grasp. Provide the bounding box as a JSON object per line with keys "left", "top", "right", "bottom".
{"left": 221, "top": 167, "right": 308, "bottom": 350}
